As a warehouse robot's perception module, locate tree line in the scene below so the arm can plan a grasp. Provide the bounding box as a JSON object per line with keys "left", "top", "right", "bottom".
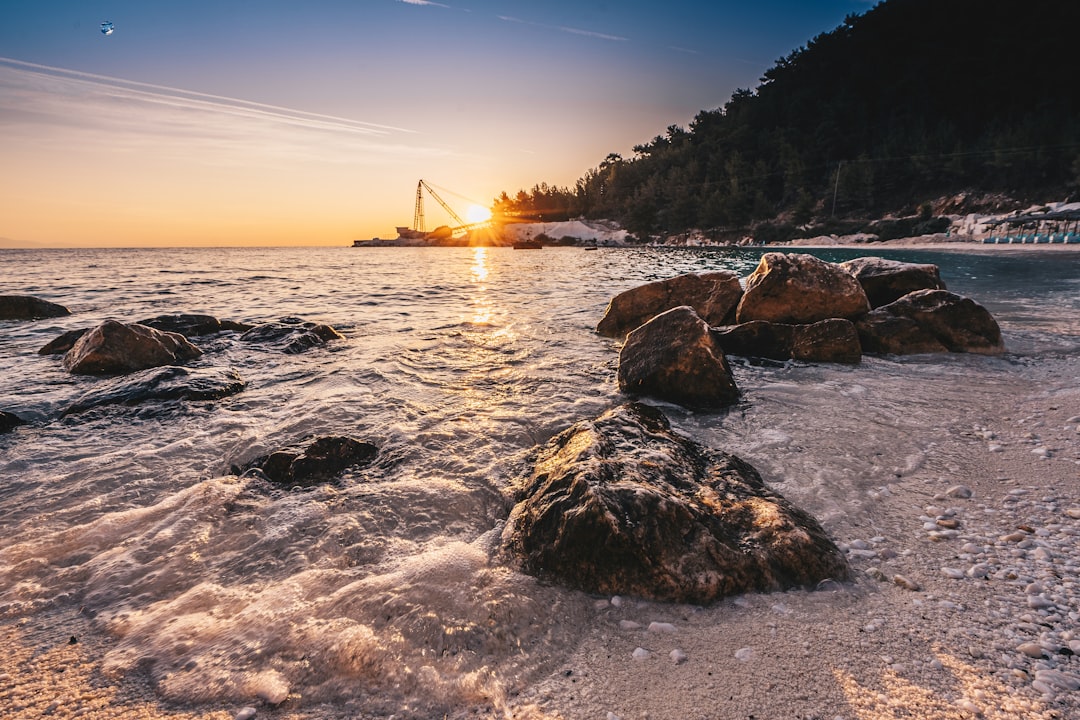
{"left": 493, "top": 0, "right": 1079, "bottom": 239}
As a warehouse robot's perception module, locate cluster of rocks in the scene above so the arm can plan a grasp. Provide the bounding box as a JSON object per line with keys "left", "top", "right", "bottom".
{"left": 600, "top": 253, "right": 1003, "bottom": 409}
{"left": 2, "top": 303, "right": 345, "bottom": 424}
{"left": 230, "top": 435, "right": 378, "bottom": 488}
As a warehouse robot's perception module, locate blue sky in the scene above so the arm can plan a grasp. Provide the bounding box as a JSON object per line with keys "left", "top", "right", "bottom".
{"left": 0, "top": 0, "right": 871, "bottom": 246}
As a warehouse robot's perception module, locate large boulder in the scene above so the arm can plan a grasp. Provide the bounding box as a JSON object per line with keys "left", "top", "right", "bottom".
{"left": 501, "top": 403, "right": 849, "bottom": 603}
{"left": 840, "top": 256, "right": 946, "bottom": 308}
{"left": 233, "top": 436, "right": 378, "bottom": 487}
{"left": 240, "top": 319, "right": 344, "bottom": 353}
{"left": 138, "top": 313, "right": 253, "bottom": 337}
{"left": 856, "top": 289, "right": 1004, "bottom": 355}
{"left": 712, "top": 318, "right": 861, "bottom": 364}
{"left": 62, "top": 366, "right": 245, "bottom": 416}
{"left": 0, "top": 295, "right": 71, "bottom": 320}
{"left": 617, "top": 306, "right": 739, "bottom": 410}
{"left": 62, "top": 320, "right": 202, "bottom": 375}
{"left": 736, "top": 253, "right": 870, "bottom": 324}
{"left": 597, "top": 272, "right": 743, "bottom": 338}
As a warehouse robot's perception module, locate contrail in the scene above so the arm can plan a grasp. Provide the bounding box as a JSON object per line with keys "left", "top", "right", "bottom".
{"left": 0, "top": 56, "right": 416, "bottom": 137}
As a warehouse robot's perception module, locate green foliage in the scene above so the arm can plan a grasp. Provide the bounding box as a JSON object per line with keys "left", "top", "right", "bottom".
{"left": 495, "top": 0, "right": 1079, "bottom": 237}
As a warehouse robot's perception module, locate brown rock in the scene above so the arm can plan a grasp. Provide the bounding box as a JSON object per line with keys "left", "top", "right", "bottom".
{"left": 39, "top": 328, "right": 89, "bottom": 355}
{"left": 138, "top": 313, "right": 253, "bottom": 336}
{"left": 240, "top": 320, "right": 345, "bottom": 353}
{"left": 62, "top": 320, "right": 202, "bottom": 375}
{"left": 736, "top": 253, "right": 870, "bottom": 324}
{"left": 233, "top": 436, "right": 378, "bottom": 487}
{"left": 712, "top": 318, "right": 861, "bottom": 364}
{"left": 597, "top": 272, "right": 742, "bottom": 338}
{"left": 501, "top": 403, "right": 849, "bottom": 603}
{"left": 617, "top": 306, "right": 739, "bottom": 410}
{"left": 0, "top": 295, "right": 71, "bottom": 320}
{"left": 856, "top": 289, "right": 1004, "bottom": 355}
{"left": 840, "top": 256, "right": 946, "bottom": 308}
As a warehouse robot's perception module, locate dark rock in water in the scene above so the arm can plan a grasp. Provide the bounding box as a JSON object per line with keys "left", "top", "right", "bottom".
{"left": 62, "top": 320, "right": 202, "bottom": 375}
{"left": 39, "top": 328, "right": 89, "bottom": 355}
{"left": 138, "top": 313, "right": 253, "bottom": 337}
{"left": 736, "top": 253, "right": 870, "bottom": 324}
{"left": 62, "top": 366, "right": 245, "bottom": 415}
{"left": 856, "top": 289, "right": 1004, "bottom": 355}
{"left": 597, "top": 272, "right": 743, "bottom": 338}
{"left": 240, "top": 319, "right": 345, "bottom": 353}
{"left": 234, "top": 436, "right": 378, "bottom": 487}
{"left": 0, "top": 295, "right": 71, "bottom": 320}
{"left": 839, "top": 256, "right": 946, "bottom": 308}
{"left": 617, "top": 306, "right": 739, "bottom": 410}
{"left": 501, "top": 403, "right": 849, "bottom": 603}
{"left": 1, "top": 410, "right": 26, "bottom": 433}
{"left": 712, "top": 318, "right": 861, "bottom": 364}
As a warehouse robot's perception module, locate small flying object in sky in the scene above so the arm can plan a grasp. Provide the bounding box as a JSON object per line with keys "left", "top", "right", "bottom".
{"left": 100, "top": 21, "right": 114, "bottom": 35}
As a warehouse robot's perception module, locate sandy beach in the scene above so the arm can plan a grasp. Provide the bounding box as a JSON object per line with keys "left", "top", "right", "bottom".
{"left": 2, "top": 242, "right": 1079, "bottom": 720}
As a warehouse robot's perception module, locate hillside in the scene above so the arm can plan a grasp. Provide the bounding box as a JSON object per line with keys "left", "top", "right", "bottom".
{"left": 494, "top": 0, "right": 1080, "bottom": 240}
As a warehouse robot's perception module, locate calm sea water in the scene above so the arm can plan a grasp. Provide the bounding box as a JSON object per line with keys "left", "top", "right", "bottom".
{"left": 1, "top": 246, "right": 1078, "bottom": 716}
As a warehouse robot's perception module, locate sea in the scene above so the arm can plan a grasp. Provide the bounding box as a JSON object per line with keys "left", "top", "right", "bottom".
{"left": 1, "top": 245, "right": 1079, "bottom": 717}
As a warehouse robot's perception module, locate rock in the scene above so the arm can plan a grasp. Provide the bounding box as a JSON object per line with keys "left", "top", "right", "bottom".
{"left": 62, "top": 366, "right": 245, "bottom": 416}
{"left": 500, "top": 403, "right": 849, "bottom": 604}
{"left": 839, "top": 256, "right": 946, "bottom": 308}
{"left": 855, "top": 290, "right": 1004, "bottom": 355}
{"left": 617, "top": 306, "right": 739, "bottom": 410}
{"left": 234, "top": 436, "right": 378, "bottom": 487}
{"left": 62, "top": 320, "right": 202, "bottom": 374}
{"left": 1, "top": 410, "right": 26, "bottom": 433}
{"left": 0, "top": 295, "right": 71, "bottom": 320}
{"left": 240, "top": 318, "right": 344, "bottom": 353}
{"left": 735, "top": 253, "right": 870, "bottom": 324}
{"left": 596, "top": 272, "right": 743, "bottom": 338}
{"left": 712, "top": 319, "right": 861, "bottom": 364}
{"left": 235, "top": 708, "right": 258, "bottom": 720}
{"left": 38, "top": 329, "right": 89, "bottom": 355}
{"left": 138, "top": 313, "right": 253, "bottom": 337}
{"left": 670, "top": 649, "right": 688, "bottom": 664}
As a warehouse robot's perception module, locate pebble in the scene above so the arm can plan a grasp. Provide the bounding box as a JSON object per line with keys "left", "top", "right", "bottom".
{"left": 632, "top": 647, "right": 650, "bottom": 661}
{"left": 235, "top": 709, "right": 257, "bottom": 720}
{"left": 1017, "top": 642, "right": 1045, "bottom": 658}
{"left": 893, "top": 574, "right": 921, "bottom": 591}
{"left": 734, "top": 647, "right": 754, "bottom": 662}
{"left": 941, "top": 567, "right": 965, "bottom": 579}
{"left": 610, "top": 596, "right": 624, "bottom": 608}
{"left": 619, "top": 620, "right": 641, "bottom": 631}
{"left": 670, "top": 649, "right": 688, "bottom": 664}
{"left": 1035, "top": 669, "right": 1080, "bottom": 691}
{"left": 946, "top": 485, "right": 974, "bottom": 499}
{"left": 607, "top": 713, "right": 623, "bottom": 720}
{"left": 647, "top": 622, "right": 676, "bottom": 634}
{"left": 956, "top": 698, "right": 982, "bottom": 715}
{"left": 1065, "top": 507, "right": 1080, "bottom": 520}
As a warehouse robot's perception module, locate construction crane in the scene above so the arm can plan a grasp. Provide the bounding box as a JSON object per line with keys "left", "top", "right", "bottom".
{"left": 412, "top": 179, "right": 467, "bottom": 233}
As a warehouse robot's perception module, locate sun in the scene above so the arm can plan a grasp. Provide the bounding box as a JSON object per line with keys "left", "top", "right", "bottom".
{"left": 466, "top": 204, "right": 492, "bottom": 224}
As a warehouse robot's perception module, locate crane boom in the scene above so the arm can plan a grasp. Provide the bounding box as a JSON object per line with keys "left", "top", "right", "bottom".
{"left": 417, "top": 179, "right": 467, "bottom": 229}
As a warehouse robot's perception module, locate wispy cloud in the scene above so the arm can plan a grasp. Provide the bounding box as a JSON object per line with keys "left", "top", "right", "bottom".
{"left": 668, "top": 46, "right": 701, "bottom": 56}
{"left": 497, "top": 15, "right": 627, "bottom": 42}
{"left": 397, "top": 0, "right": 451, "bottom": 7}
{"left": 0, "top": 57, "right": 452, "bottom": 167}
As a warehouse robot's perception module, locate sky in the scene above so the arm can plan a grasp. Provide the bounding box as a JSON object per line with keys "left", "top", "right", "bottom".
{"left": 0, "top": 0, "right": 872, "bottom": 247}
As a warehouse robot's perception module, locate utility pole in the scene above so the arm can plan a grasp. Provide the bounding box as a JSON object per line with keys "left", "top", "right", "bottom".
{"left": 831, "top": 161, "right": 843, "bottom": 217}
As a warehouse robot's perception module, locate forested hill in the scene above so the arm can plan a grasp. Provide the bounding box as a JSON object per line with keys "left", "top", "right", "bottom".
{"left": 494, "top": 0, "right": 1079, "bottom": 239}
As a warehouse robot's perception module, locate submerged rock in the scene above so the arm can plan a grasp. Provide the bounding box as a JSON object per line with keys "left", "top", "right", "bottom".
{"left": 234, "top": 436, "right": 378, "bottom": 487}
{"left": 62, "top": 320, "right": 202, "bottom": 374}
{"left": 138, "top": 313, "right": 253, "bottom": 337}
{"left": 1, "top": 410, "right": 26, "bottom": 433}
{"left": 856, "top": 289, "right": 1004, "bottom": 355}
{"left": 62, "top": 366, "right": 245, "bottom": 415}
{"left": 39, "top": 329, "right": 89, "bottom": 356}
{"left": 597, "top": 271, "right": 743, "bottom": 338}
{"left": 240, "top": 319, "right": 344, "bottom": 353}
{"left": 736, "top": 253, "right": 870, "bottom": 324}
{"left": 0, "top": 295, "right": 71, "bottom": 320}
{"left": 712, "top": 318, "right": 861, "bottom": 364}
{"left": 617, "top": 306, "right": 739, "bottom": 410}
{"left": 501, "top": 403, "right": 849, "bottom": 603}
{"left": 840, "top": 256, "right": 946, "bottom": 308}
